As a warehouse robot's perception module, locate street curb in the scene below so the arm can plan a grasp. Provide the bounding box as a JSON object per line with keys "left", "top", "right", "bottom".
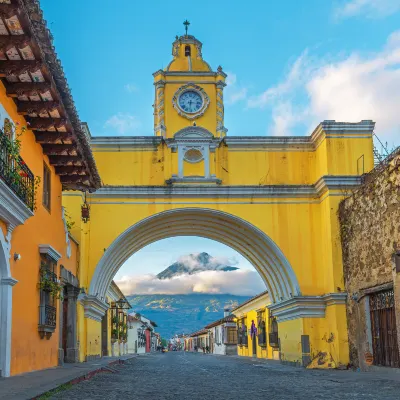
{"left": 30, "top": 358, "right": 135, "bottom": 400}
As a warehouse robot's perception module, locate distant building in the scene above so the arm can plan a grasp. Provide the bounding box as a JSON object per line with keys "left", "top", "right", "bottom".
{"left": 106, "top": 282, "right": 131, "bottom": 357}
{"left": 127, "top": 313, "right": 159, "bottom": 354}
{"left": 205, "top": 308, "right": 237, "bottom": 355}
{"left": 231, "top": 291, "right": 278, "bottom": 360}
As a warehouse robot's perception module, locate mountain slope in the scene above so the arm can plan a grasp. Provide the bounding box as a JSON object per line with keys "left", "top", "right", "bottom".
{"left": 127, "top": 294, "right": 249, "bottom": 339}
{"left": 156, "top": 252, "right": 238, "bottom": 280}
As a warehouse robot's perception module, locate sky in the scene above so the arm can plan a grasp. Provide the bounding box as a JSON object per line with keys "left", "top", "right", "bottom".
{"left": 41, "top": 0, "right": 400, "bottom": 146}
{"left": 41, "top": 0, "right": 400, "bottom": 295}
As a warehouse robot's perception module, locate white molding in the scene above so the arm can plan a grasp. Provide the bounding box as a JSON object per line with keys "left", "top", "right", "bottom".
{"left": 79, "top": 294, "right": 108, "bottom": 322}
{"left": 91, "top": 176, "right": 361, "bottom": 199}
{"left": 0, "top": 179, "right": 34, "bottom": 228}
{"left": 90, "top": 120, "right": 374, "bottom": 151}
{"left": 1, "top": 277, "right": 18, "bottom": 286}
{"left": 39, "top": 244, "right": 62, "bottom": 262}
{"left": 268, "top": 292, "right": 347, "bottom": 322}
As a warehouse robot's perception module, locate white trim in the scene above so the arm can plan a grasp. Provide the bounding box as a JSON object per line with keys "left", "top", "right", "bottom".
{"left": 39, "top": 244, "right": 62, "bottom": 262}
{"left": 268, "top": 293, "right": 347, "bottom": 322}
{"left": 89, "top": 176, "right": 361, "bottom": 199}
{"left": 0, "top": 179, "right": 34, "bottom": 228}
{"left": 89, "top": 208, "right": 301, "bottom": 304}
{"left": 0, "top": 229, "right": 16, "bottom": 377}
{"left": 79, "top": 294, "right": 109, "bottom": 322}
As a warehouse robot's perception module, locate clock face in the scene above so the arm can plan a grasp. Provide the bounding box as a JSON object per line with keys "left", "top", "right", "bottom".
{"left": 178, "top": 90, "right": 203, "bottom": 113}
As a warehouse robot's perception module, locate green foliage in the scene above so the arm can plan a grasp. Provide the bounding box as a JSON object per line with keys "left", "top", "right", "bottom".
{"left": 1, "top": 123, "right": 41, "bottom": 210}
{"left": 38, "top": 264, "right": 62, "bottom": 299}
{"left": 64, "top": 209, "right": 75, "bottom": 232}
{"left": 111, "top": 328, "right": 118, "bottom": 339}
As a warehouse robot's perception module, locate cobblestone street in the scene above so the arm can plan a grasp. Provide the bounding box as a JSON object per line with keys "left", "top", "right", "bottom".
{"left": 49, "top": 352, "right": 400, "bottom": 399}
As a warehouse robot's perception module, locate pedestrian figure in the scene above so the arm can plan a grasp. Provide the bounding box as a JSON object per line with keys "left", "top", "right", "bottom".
{"left": 202, "top": 346, "right": 205, "bottom": 353}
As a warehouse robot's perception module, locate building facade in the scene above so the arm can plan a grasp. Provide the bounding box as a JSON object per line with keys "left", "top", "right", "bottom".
{"left": 61, "top": 25, "right": 375, "bottom": 366}
{"left": 127, "top": 313, "right": 158, "bottom": 354}
{"left": 0, "top": 0, "right": 100, "bottom": 377}
{"left": 103, "top": 281, "right": 130, "bottom": 358}
{"left": 232, "top": 292, "right": 277, "bottom": 360}
{"left": 205, "top": 309, "right": 237, "bottom": 355}
{"left": 339, "top": 148, "right": 400, "bottom": 370}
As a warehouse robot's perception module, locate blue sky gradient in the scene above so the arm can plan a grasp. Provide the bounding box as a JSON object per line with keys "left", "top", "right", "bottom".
{"left": 41, "top": 0, "right": 400, "bottom": 142}
{"left": 40, "top": 1, "right": 400, "bottom": 292}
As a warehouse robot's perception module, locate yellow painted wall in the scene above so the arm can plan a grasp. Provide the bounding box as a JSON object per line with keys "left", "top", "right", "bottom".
{"left": 0, "top": 82, "right": 78, "bottom": 375}
{"left": 61, "top": 34, "right": 374, "bottom": 367}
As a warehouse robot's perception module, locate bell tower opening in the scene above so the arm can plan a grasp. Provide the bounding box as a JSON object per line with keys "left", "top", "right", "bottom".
{"left": 152, "top": 21, "right": 228, "bottom": 140}
{"left": 185, "top": 45, "right": 191, "bottom": 57}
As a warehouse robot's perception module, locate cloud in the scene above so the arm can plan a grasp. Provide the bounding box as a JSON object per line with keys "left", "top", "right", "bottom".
{"left": 104, "top": 113, "right": 141, "bottom": 135}
{"left": 334, "top": 0, "right": 400, "bottom": 19}
{"left": 176, "top": 253, "right": 238, "bottom": 270}
{"left": 224, "top": 72, "right": 248, "bottom": 105}
{"left": 125, "top": 83, "right": 138, "bottom": 93}
{"left": 115, "top": 269, "right": 265, "bottom": 297}
{"left": 247, "top": 31, "right": 400, "bottom": 143}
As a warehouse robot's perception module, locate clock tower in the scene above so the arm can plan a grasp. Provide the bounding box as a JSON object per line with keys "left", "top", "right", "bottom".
{"left": 153, "top": 28, "right": 228, "bottom": 139}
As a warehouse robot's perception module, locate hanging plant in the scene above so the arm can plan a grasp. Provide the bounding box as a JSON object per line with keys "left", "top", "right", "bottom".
{"left": 111, "top": 316, "right": 118, "bottom": 324}
{"left": 1, "top": 122, "right": 41, "bottom": 210}
{"left": 111, "top": 329, "right": 118, "bottom": 339}
{"left": 38, "top": 267, "right": 62, "bottom": 299}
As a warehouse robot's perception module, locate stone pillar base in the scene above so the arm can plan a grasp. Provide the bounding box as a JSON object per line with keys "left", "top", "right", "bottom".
{"left": 65, "top": 348, "right": 79, "bottom": 363}
{"left": 58, "top": 348, "right": 64, "bottom": 366}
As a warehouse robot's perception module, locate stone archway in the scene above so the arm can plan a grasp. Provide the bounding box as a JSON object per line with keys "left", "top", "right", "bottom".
{"left": 0, "top": 228, "right": 17, "bottom": 377}
{"left": 88, "top": 208, "right": 301, "bottom": 306}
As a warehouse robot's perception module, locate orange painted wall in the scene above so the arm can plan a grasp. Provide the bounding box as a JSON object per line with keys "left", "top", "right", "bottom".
{"left": 0, "top": 82, "right": 75, "bottom": 375}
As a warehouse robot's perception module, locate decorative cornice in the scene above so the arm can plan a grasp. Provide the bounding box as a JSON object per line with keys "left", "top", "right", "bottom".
{"left": 90, "top": 176, "right": 362, "bottom": 199}
{"left": 224, "top": 120, "right": 374, "bottom": 151}
{"left": 166, "top": 177, "right": 222, "bottom": 185}
{"left": 0, "top": 179, "right": 34, "bottom": 228}
{"left": 79, "top": 294, "right": 108, "bottom": 322}
{"left": 1, "top": 277, "right": 18, "bottom": 287}
{"left": 39, "top": 244, "right": 62, "bottom": 262}
{"left": 91, "top": 136, "right": 162, "bottom": 151}
{"left": 267, "top": 292, "right": 347, "bottom": 322}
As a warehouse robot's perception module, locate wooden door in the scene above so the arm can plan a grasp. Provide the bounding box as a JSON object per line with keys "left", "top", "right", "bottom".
{"left": 101, "top": 310, "right": 108, "bottom": 357}
{"left": 370, "top": 289, "right": 400, "bottom": 368}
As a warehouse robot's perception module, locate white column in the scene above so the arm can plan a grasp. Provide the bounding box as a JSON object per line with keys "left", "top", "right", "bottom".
{"left": 0, "top": 277, "right": 17, "bottom": 377}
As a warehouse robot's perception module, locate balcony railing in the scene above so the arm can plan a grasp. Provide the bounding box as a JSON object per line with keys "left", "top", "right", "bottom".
{"left": 39, "top": 305, "right": 56, "bottom": 328}
{"left": 0, "top": 131, "right": 35, "bottom": 211}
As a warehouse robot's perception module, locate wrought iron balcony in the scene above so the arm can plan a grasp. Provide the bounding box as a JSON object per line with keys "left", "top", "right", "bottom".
{"left": 0, "top": 131, "right": 35, "bottom": 211}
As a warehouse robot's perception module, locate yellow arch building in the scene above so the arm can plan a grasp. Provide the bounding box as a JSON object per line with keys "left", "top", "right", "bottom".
{"left": 63, "top": 33, "right": 375, "bottom": 366}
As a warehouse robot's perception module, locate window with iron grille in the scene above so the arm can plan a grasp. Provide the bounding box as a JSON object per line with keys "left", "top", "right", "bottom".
{"left": 38, "top": 255, "right": 57, "bottom": 336}
{"left": 257, "top": 311, "right": 267, "bottom": 346}
{"left": 237, "top": 318, "right": 248, "bottom": 346}
{"left": 42, "top": 162, "right": 51, "bottom": 211}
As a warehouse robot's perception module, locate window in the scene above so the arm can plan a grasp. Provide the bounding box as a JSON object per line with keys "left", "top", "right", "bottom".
{"left": 237, "top": 318, "right": 248, "bottom": 346}
{"left": 43, "top": 162, "right": 51, "bottom": 210}
{"left": 269, "top": 317, "right": 279, "bottom": 348}
{"left": 38, "top": 255, "right": 58, "bottom": 338}
{"left": 185, "top": 45, "right": 191, "bottom": 56}
{"left": 257, "top": 311, "right": 267, "bottom": 346}
{"left": 225, "top": 327, "right": 237, "bottom": 344}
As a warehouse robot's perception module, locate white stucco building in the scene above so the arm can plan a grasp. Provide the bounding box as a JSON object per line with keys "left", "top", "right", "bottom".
{"left": 205, "top": 309, "right": 237, "bottom": 355}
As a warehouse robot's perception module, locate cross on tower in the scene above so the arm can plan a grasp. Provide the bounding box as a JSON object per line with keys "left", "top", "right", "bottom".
{"left": 183, "top": 20, "right": 190, "bottom": 36}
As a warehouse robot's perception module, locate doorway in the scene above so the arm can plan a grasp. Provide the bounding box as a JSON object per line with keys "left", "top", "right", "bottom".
{"left": 252, "top": 333, "right": 257, "bottom": 356}
{"left": 101, "top": 310, "right": 108, "bottom": 357}
{"left": 370, "top": 289, "right": 400, "bottom": 368}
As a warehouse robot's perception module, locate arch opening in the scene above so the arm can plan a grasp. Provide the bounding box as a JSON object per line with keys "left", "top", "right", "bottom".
{"left": 89, "top": 208, "right": 301, "bottom": 305}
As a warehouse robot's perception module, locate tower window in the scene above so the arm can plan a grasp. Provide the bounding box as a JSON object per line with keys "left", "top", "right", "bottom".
{"left": 185, "top": 45, "right": 191, "bottom": 57}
